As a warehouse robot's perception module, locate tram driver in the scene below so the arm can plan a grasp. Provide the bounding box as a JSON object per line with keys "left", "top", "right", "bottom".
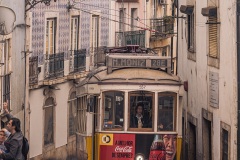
{"left": 130, "top": 104, "right": 150, "bottom": 128}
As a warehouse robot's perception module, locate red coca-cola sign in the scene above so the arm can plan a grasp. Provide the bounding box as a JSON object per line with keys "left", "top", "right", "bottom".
{"left": 100, "top": 134, "right": 135, "bottom": 160}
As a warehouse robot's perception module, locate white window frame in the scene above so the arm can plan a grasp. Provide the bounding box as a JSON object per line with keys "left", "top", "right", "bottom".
{"left": 131, "top": 8, "right": 138, "bottom": 31}
{"left": 90, "top": 11, "right": 101, "bottom": 67}
{"left": 44, "top": 12, "right": 59, "bottom": 55}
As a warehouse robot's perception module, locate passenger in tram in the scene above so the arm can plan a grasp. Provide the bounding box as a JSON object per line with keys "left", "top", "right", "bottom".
{"left": 130, "top": 104, "right": 150, "bottom": 128}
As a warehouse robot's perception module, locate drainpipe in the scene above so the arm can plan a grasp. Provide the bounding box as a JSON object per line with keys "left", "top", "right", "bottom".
{"left": 237, "top": 1, "right": 240, "bottom": 159}
{"left": 170, "top": 1, "right": 174, "bottom": 74}
{"left": 176, "top": 0, "right": 179, "bottom": 75}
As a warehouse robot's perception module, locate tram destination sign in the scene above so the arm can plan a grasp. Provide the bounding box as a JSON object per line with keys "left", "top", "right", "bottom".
{"left": 107, "top": 55, "right": 171, "bottom": 73}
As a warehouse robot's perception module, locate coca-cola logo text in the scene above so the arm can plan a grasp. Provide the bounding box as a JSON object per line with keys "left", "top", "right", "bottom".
{"left": 115, "top": 146, "right": 133, "bottom": 153}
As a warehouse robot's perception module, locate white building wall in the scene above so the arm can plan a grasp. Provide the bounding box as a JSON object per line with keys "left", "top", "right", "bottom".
{"left": 29, "top": 89, "right": 43, "bottom": 158}
{"left": 178, "top": 0, "right": 237, "bottom": 159}
{"left": 54, "top": 83, "right": 69, "bottom": 148}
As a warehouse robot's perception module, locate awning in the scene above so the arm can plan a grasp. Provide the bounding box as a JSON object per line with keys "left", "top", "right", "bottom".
{"left": 180, "top": 5, "right": 194, "bottom": 15}
{"left": 201, "top": 6, "right": 217, "bottom": 17}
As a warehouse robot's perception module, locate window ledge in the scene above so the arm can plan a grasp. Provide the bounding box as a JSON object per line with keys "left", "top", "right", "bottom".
{"left": 208, "top": 56, "right": 219, "bottom": 68}
{"left": 43, "top": 143, "right": 55, "bottom": 152}
{"left": 187, "top": 50, "right": 196, "bottom": 61}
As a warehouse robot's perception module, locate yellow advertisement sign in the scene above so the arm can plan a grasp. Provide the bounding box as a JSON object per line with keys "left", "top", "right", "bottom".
{"left": 99, "top": 133, "right": 113, "bottom": 146}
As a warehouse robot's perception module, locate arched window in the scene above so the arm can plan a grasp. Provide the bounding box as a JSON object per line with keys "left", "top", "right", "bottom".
{"left": 44, "top": 97, "right": 54, "bottom": 145}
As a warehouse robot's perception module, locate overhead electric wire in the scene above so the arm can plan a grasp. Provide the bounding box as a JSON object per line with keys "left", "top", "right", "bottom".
{"left": 72, "top": 1, "right": 151, "bottom": 28}
{"left": 72, "top": 6, "right": 159, "bottom": 33}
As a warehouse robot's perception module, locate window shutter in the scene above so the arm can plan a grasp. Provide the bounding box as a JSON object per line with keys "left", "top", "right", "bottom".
{"left": 209, "top": 17, "right": 218, "bottom": 58}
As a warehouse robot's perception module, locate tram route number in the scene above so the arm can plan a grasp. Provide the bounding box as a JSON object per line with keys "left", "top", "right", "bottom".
{"left": 151, "top": 59, "right": 167, "bottom": 67}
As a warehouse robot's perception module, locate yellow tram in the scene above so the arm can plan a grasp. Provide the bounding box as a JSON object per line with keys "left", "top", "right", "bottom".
{"left": 76, "top": 46, "right": 183, "bottom": 160}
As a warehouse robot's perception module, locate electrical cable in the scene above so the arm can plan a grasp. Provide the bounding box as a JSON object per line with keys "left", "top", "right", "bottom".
{"left": 72, "top": 6, "right": 159, "bottom": 33}
{"left": 72, "top": 1, "right": 151, "bottom": 28}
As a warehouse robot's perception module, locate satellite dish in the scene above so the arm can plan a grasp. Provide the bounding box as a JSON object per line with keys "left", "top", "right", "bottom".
{"left": 0, "top": 6, "right": 16, "bottom": 35}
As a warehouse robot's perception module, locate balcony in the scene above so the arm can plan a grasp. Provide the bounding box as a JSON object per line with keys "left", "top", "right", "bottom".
{"left": 150, "top": 18, "right": 174, "bottom": 40}
{"left": 94, "top": 47, "right": 107, "bottom": 67}
{"left": 115, "top": 30, "right": 145, "bottom": 48}
{"left": 70, "top": 49, "right": 86, "bottom": 73}
{"left": 45, "top": 52, "right": 64, "bottom": 79}
{"left": 29, "top": 56, "right": 38, "bottom": 85}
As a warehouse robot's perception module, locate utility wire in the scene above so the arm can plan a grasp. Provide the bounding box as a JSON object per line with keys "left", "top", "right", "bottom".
{"left": 73, "top": 1, "right": 151, "bottom": 28}
{"left": 72, "top": 7, "right": 160, "bottom": 33}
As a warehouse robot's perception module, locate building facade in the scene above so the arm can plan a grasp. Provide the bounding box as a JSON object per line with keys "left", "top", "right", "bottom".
{"left": 0, "top": 1, "right": 26, "bottom": 129}
{"left": 27, "top": 0, "right": 110, "bottom": 159}
{"left": 178, "top": 0, "right": 237, "bottom": 159}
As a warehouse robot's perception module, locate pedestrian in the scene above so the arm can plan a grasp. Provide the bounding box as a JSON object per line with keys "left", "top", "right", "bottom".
{"left": 0, "top": 102, "right": 24, "bottom": 160}
{"left": 0, "top": 130, "right": 7, "bottom": 154}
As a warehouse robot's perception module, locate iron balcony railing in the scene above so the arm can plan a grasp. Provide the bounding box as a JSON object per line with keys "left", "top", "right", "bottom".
{"left": 29, "top": 56, "right": 38, "bottom": 85}
{"left": 94, "top": 46, "right": 107, "bottom": 67}
{"left": 45, "top": 52, "right": 64, "bottom": 79}
{"left": 115, "top": 30, "right": 145, "bottom": 48}
{"left": 150, "top": 18, "right": 174, "bottom": 38}
{"left": 70, "top": 49, "right": 86, "bottom": 73}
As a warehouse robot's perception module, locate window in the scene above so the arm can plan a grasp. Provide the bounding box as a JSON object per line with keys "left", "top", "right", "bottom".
{"left": 188, "top": 13, "right": 194, "bottom": 51}
{"left": 208, "top": 16, "right": 218, "bottom": 58}
{"left": 77, "top": 96, "right": 87, "bottom": 133}
{"left": 91, "top": 15, "right": 99, "bottom": 49}
{"left": 70, "top": 16, "right": 79, "bottom": 51}
{"left": 158, "top": 92, "right": 176, "bottom": 131}
{"left": 2, "top": 74, "right": 10, "bottom": 109}
{"left": 131, "top": 8, "right": 137, "bottom": 31}
{"left": 45, "top": 18, "right": 56, "bottom": 55}
{"left": 119, "top": 9, "right": 125, "bottom": 32}
{"left": 221, "top": 122, "right": 230, "bottom": 160}
{"left": 152, "top": 0, "right": 158, "bottom": 18}
{"left": 69, "top": 92, "right": 77, "bottom": 136}
{"left": 129, "top": 91, "right": 153, "bottom": 131}
{"left": 2, "top": 38, "right": 11, "bottom": 109}
{"left": 103, "top": 91, "right": 124, "bottom": 130}
{"left": 44, "top": 97, "right": 54, "bottom": 145}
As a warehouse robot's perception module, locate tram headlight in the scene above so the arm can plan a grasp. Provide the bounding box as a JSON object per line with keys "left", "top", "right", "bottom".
{"left": 135, "top": 153, "right": 145, "bottom": 160}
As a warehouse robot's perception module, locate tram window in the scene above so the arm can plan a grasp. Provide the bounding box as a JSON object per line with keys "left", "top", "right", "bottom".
{"left": 103, "top": 91, "right": 124, "bottom": 130}
{"left": 129, "top": 91, "right": 153, "bottom": 130}
{"left": 158, "top": 93, "right": 176, "bottom": 131}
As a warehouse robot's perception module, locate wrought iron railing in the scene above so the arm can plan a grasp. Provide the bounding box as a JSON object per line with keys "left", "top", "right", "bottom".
{"left": 94, "top": 46, "right": 107, "bottom": 67}
{"left": 150, "top": 18, "right": 173, "bottom": 38}
{"left": 45, "top": 52, "right": 64, "bottom": 79}
{"left": 115, "top": 30, "right": 145, "bottom": 47}
{"left": 70, "top": 49, "right": 86, "bottom": 73}
{"left": 29, "top": 56, "right": 38, "bottom": 85}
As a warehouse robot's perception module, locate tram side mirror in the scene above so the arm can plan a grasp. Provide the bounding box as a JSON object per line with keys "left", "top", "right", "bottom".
{"left": 87, "top": 96, "right": 95, "bottom": 112}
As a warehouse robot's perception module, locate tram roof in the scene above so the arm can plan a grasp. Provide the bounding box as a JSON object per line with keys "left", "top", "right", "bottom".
{"left": 77, "top": 67, "right": 182, "bottom": 86}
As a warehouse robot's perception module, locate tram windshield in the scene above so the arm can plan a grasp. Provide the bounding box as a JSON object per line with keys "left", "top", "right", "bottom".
{"left": 158, "top": 92, "right": 176, "bottom": 131}
{"left": 101, "top": 91, "right": 177, "bottom": 132}
{"left": 129, "top": 91, "right": 153, "bottom": 131}
{"left": 103, "top": 91, "right": 124, "bottom": 130}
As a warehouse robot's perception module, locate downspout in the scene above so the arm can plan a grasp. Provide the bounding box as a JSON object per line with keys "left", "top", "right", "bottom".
{"left": 170, "top": 1, "right": 174, "bottom": 74}
{"left": 176, "top": 0, "right": 179, "bottom": 75}
{"left": 237, "top": 1, "right": 240, "bottom": 159}
{"left": 23, "top": 1, "right": 27, "bottom": 136}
